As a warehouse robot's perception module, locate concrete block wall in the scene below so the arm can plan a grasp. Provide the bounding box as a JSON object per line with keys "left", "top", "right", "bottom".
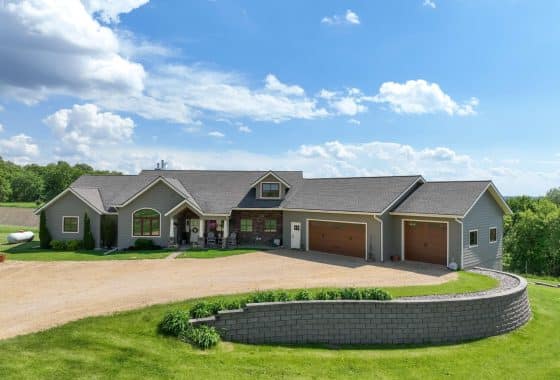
{"left": 191, "top": 271, "right": 530, "bottom": 345}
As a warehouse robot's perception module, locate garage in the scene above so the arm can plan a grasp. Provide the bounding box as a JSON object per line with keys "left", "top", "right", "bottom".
{"left": 308, "top": 220, "right": 366, "bottom": 258}
{"left": 404, "top": 221, "right": 447, "bottom": 265}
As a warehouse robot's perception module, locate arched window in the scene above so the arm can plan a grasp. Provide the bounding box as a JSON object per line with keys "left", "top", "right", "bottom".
{"left": 132, "top": 208, "right": 160, "bottom": 237}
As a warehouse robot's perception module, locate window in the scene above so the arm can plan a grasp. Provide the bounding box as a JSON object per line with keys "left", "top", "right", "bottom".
{"left": 133, "top": 209, "right": 160, "bottom": 236}
{"left": 264, "top": 219, "right": 277, "bottom": 232}
{"left": 62, "top": 216, "right": 79, "bottom": 233}
{"left": 489, "top": 227, "right": 497, "bottom": 243}
{"left": 240, "top": 219, "right": 253, "bottom": 232}
{"left": 469, "top": 230, "right": 478, "bottom": 247}
{"left": 261, "top": 182, "right": 280, "bottom": 198}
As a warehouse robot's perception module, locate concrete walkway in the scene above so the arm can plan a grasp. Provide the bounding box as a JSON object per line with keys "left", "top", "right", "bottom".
{"left": 0, "top": 249, "right": 456, "bottom": 340}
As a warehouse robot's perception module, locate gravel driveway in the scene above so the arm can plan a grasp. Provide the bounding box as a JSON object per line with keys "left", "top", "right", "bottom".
{"left": 0, "top": 249, "right": 456, "bottom": 340}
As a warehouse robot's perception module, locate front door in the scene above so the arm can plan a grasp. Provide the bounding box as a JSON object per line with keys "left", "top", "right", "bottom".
{"left": 290, "top": 222, "right": 301, "bottom": 249}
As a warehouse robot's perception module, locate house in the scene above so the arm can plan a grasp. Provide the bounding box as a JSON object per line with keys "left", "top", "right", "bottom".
{"left": 34, "top": 170, "right": 512, "bottom": 269}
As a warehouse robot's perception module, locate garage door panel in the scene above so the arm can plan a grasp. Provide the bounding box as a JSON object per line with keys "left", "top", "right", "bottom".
{"left": 308, "top": 220, "right": 365, "bottom": 258}
{"left": 404, "top": 221, "right": 446, "bottom": 265}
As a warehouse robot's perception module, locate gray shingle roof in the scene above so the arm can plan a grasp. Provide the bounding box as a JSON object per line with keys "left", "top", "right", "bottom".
{"left": 282, "top": 176, "right": 422, "bottom": 213}
{"left": 68, "top": 171, "right": 424, "bottom": 215}
{"left": 392, "top": 181, "right": 492, "bottom": 216}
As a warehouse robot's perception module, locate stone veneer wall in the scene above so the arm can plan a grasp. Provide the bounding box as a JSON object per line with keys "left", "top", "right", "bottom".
{"left": 191, "top": 270, "right": 531, "bottom": 345}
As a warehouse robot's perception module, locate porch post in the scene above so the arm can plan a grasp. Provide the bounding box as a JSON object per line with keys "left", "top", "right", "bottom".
{"left": 169, "top": 216, "right": 174, "bottom": 239}
{"left": 222, "top": 217, "right": 229, "bottom": 248}
{"left": 199, "top": 218, "right": 205, "bottom": 247}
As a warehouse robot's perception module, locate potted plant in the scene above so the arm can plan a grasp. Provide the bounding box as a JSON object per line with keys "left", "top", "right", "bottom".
{"left": 0, "top": 253, "right": 6, "bottom": 263}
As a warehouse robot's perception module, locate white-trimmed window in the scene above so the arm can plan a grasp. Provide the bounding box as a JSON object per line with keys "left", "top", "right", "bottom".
{"left": 264, "top": 219, "right": 277, "bottom": 232}
{"left": 62, "top": 216, "right": 79, "bottom": 233}
{"left": 132, "top": 208, "right": 161, "bottom": 237}
{"left": 261, "top": 182, "right": 280, "bottom": 198}
{"left": 489, "top": 227, "right": 497, "bottom": 244}
{"left": 469, "top": 229, "right": 478, "bottom": 248}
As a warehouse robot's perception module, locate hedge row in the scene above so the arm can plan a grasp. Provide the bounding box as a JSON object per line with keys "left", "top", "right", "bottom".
{"left": 158, "top": 287, "right": 392, "bottom": 349}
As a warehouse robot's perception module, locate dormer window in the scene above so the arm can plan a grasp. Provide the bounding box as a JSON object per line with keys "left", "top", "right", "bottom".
{"left": 261, "top": 182, "right": 280, "bottom": 198}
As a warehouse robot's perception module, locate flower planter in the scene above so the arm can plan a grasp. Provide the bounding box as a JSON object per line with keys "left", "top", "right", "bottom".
{"left": 390, "top": 255, "right": 400, "bottom": 262}
{"left": 0, "top": 254, "right": 6, "bottom": 263}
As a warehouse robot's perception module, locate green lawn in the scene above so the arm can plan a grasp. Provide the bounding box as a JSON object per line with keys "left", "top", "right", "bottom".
{"left": 0, "top": 202, "right": 38, "bottom": 208}
{"left": 2, "top": 274, "right": 554, "bottom": 379}
{"left": 1, "top": 224, "right": 172, "bottom": 261}
{"left": 178, "top": 248, "right": 261, "bottom": 259}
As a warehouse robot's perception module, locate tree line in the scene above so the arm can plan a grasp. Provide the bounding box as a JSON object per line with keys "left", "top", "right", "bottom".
{"left": 0, "top": 157, "right": 121, "bottom": 203}
{"left": 504, "top": 188, "right": 560, "bottom": 277}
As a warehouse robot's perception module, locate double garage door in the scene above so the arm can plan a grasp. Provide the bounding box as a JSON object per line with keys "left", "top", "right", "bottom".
{"left": 308, "top": 220, "right": 366, "bottom": 258}
{"left": 404, "top": 221, "right": 447, "bottom": 265}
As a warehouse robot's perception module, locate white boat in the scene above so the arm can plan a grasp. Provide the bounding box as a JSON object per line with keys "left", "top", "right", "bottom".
{"left": 6, "top": 231, "right": 34, "bottom": 244}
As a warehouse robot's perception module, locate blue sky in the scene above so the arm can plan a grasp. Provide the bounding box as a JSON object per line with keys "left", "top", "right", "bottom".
{"left": 0, "top": 0, "right": 559, "bottom": 195}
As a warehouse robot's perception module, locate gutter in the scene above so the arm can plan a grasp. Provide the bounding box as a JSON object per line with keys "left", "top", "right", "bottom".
{"left": 373, "top": 215, "right": 383, "bottom": 262}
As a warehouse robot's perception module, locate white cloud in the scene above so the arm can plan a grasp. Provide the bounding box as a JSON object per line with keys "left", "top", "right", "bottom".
{"left": 0, "top": 0, "right": 146, "bottom": 104}
{"left": 264, "top": 74, "right": 305, "bottom": 96}
{"left": 347, "top": 119, "right": 360, "bottom": 125}
{"left": 0, "top": 133, "right": 39, "bottom": 163}
{"left": 322, "top": 9, "right": 360, "bottom": 25}
{"left": 208, "top": 131, "right": 225, "bottom": 138}
{"left": 238, "top": 125, "right": 252, "bottom": 133}
{"left": 318, "top": 89, "right": 336, "bottom": 99}
{"left": 43, "top": 103, "right": 135, "bottom": 156}
{"left": 372, "top": 80, "right": 478, "bottom": 116}
{"left": 81, "top": 0, "right": 149, "bottom": 23}
{"left": 423, "top": 0, "right": 436, "bottom": 9}
{"left": 0, "top": 123, "right": 3, "bottom": 132}
{"left": 331, "top": 97, "right": 367, "bottom": 116}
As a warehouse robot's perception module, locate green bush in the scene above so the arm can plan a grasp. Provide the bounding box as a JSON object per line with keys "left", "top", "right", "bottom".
{"left": 247, "top": 291, "right": 277, "bottom": 303}
{"left": 340, "top": 288, "right": 362, "bottom": 300}
{"left": 50, "top": 240, "right": 67, "bottom": 250}
{"left": 223, "top": 299, "right": 244, "bottom": 310}
{"left": 189, "top": 302, "right": 215, "bottom": 319}
{"left": 83, "top": 213, "right": 95, "bottom": 250}
{"left": 133, "top": 238, "right": 156, "bottom": 250}
{"left": 39, "top": 210, "right": 52, "bottom": 249}
{"left": 158, "top": 310, "right": 191, "bottom": 336}
{"left": 360, "top": 288, "right": 392, "bottom": 300}
{"left": 275, "top": 291, "right": 291, "bottom": 302}
{"left": 179, "top": 325, "right": 220, "bottom": 349}
{"left": 65, "top": 240, "right": 82, "bottom": 251}
{"left": 294, "top": 289, "right": 311, "bottom": 301}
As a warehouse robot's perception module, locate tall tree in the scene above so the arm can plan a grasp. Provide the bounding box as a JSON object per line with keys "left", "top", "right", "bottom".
{"left": 10, "top": 171, "right": 44, "bottom": 202}
{"left": 546, "top": 187, "right": 560, "bottom": 206}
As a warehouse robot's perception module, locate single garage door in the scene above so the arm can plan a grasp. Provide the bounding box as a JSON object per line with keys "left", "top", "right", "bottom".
{"left": 404, "top": 221, "right": 447, "bottom": 265}
{"left": 308, "top": 220, "right": 366, "bottom": 258}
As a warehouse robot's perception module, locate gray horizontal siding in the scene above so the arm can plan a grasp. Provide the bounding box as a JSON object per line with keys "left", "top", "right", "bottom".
{"left": 117, "top": 181, "right": 184, "bottom": 249}
{"left": 282, "top": 211, "right": 381, "bottom": 261}
{"left": 44, "top": 191, "right": 101, "bottom": 248}
{"left": 463, "top": 191, "right": 504, "bottom": 269}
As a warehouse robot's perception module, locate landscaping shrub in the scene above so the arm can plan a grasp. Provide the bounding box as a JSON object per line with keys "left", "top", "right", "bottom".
{"left": 360, "top": 288, "right": 392, "bottom": 300}
{"left": 189, "top": 302, "right": 216, "bottom": 319}
{"left": 158, "top": 310, "right": 191, "bottom": 337}
{"left": 50, "top": 240, "right": 67, "bottom": 250}
{"left": 179, "top": 325, "right": 220, "bottom": 349}
{"left": 340, "top": 288, "right": 362, "bottom": 300}
{"left": 65, "top": 239, "right": 82, "bottom": 251}
{"left": 101, "top": 215, "right": 117, "bottom": 248}
{"left": 39, "top": 210, "right": 52, "bottom": 249}
{"left": 294, "top": 289, "right": 311, "bottom": 301}
{"left": 275, "top": 291, "right": 291, "bottom": 302}
{"left": 133, "top": 238, "right": 157, "bottom": 250}
{"left": 247, "top": 290, "right": 277, "bottom": 303}
{"left": 83, "top": 213, "right": 95, "bottom": 250}
{"left": 223, "top": 299, "right": 244, "bottom": 310}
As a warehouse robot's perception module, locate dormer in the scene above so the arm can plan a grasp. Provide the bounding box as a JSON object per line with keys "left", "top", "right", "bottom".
{"left": 250, "top": 171, "right": 291, "bottom": 200}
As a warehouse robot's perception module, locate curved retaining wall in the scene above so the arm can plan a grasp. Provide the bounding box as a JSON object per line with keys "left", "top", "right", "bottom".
{"left": 191, "top": 270, "right": 531, "bottom": 345}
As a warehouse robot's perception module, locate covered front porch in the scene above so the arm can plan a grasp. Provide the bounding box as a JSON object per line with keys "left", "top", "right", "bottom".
{"left": 165, "top": 201, "right": 232, "bottom": 249}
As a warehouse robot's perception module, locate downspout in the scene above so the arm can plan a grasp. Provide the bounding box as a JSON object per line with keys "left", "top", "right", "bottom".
{"left": 373, "top": 215, "right": 383, "bottom": 262}
{"left": 455, "top": 218, "right": 463, "bottom": 269}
